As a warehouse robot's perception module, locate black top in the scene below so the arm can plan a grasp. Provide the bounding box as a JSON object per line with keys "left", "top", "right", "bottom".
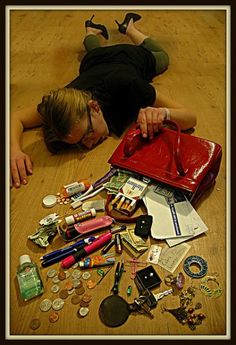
{"left": 66, "top": 44, "right": 157, "bottom": 136}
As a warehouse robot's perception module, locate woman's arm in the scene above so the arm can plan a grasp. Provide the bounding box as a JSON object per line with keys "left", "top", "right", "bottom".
{"left": 11, "top": 106, "right": 43, "bottom": 188}
{"left": 137, "top": 89, "right": 197, "bottom": 139}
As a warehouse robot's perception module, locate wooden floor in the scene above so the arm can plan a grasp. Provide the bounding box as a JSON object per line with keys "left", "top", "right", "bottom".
{"left": 8, "top": 8, "right": 228, "bottom": 339}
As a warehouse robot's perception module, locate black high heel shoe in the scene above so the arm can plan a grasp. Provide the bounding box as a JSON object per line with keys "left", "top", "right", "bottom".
{"left": 85, "top": 15, "right": 109, "bottom": 40}
{"left": 115, "top": 13, "right": 142, "bottom": 34}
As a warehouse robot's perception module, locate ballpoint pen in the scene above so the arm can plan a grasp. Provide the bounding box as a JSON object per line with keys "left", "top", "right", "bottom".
{"left": 41, "top": 244, "right": 87, "bottom": 268}
{"left": 40, "top": 236, "right": 96, "bottom": 261}
{"left": 61, "top": 231, "right": 113, "bottom": 269}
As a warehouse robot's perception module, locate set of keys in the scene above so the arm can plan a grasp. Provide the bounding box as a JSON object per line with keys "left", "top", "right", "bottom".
{"left": 134, "top": 288, "right": 173, "bottom": 319}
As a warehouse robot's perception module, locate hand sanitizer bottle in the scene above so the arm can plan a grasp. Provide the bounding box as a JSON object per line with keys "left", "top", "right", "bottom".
{"left": 17, "top": 254, "right": 44, "bottom": 301}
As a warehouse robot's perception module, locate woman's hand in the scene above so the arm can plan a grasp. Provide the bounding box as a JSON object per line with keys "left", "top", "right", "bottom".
{"left": 137, "top": 106, "right": 167, "bottom": 139}
{"left": 10, "top": 149, "right": 33, "bottom": 188}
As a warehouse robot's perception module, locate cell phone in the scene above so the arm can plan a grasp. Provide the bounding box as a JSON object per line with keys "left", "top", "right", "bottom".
{"left": 134, "top": 215, "right": 153, "bottom": 238}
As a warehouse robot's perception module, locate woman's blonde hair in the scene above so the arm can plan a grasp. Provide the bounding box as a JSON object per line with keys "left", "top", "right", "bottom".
{"left": 37, "top": 88, "right": 92, "bottom": 153}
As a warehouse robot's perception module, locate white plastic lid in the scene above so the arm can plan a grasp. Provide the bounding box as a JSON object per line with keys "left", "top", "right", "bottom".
{"left": 42, "top": 195, "right": 57, "bottom": 208}
{"left": 19, "top": 254, "right": 31, "bottom": 266}
{"left": 65, "top": 215, "right": 74, "bottom": 226}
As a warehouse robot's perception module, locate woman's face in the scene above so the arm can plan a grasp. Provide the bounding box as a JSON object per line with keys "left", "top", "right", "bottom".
{"left": 62, "top": 103, "right": 109, "bottom": 149}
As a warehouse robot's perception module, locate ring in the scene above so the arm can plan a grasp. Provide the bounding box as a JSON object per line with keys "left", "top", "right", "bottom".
{"left": 183, "top": 255, "right": 208, "bottom": 279}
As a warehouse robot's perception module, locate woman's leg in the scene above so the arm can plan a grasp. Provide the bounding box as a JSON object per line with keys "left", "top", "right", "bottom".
{"left": 125, "top": 20, "right": 169, "bottom": 74}
{"left": 83, "top": 29, "right": 102, "bottom": 52}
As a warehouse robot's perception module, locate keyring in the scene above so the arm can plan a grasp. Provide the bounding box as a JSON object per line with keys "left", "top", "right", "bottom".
{"left": 183, "top": 256, "right": 208, "bottom": 279}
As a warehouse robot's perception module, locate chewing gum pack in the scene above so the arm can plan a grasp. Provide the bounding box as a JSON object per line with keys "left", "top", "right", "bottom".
{"left": 111, "top": 177, "right": 148, "bottom": 216}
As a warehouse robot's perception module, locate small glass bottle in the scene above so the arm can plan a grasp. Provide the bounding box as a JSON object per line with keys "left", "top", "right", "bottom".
{"left": 17, "top": 254, "right": 44, "bottom": 301}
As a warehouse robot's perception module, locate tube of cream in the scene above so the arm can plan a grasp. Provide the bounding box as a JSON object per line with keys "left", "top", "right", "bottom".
{"left": 78, "top": 253, "right": 115, "bottom": 269}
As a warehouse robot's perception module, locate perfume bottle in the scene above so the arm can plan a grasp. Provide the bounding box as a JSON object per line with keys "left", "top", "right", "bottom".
{"left": 17, "top": 254, "right": 44, "bottom": 301}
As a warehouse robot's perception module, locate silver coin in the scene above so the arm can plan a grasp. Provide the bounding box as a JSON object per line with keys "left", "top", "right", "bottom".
{"left": 52, "top": 275, "right": 60, "bottom": 284}
{"left": 51, "top": 284, "right": 60, "bottom": 293}
{"left": 52, "top": 298, "right": 65, "bottom": 311}
{"left": 72, "top": 262, "right": 79, "bottom": 269}
{"left": 67, "top": 288, "right": 75, "bottom": 295}
{"left": 82, "top": 271, "right": 91, "bottom": 280}
{"left": 47, "top": 269, "right": 57, "bottom": 278}
{"left": 40, "top": 298, "right": 52, "bottom": 312}
{"left": 72, "top": 278, "right": 81, "bottom": 288}
{"left": 72, "top": 270, "right": 82, "bottom": 279}
{"left": 79, "top": 307, "right": 89, "bottom": 317}
{"left": 64, "top": 270, "right": 70, "bottom": 279}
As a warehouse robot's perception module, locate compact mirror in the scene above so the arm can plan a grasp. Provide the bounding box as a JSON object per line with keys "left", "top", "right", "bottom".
{"left": 99, "top": 295, "right": 135, "bottom": 327}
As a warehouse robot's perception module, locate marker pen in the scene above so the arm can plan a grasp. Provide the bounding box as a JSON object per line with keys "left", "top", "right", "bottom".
{"left": 61, "top": 231, "right": 112, "bottom": 269}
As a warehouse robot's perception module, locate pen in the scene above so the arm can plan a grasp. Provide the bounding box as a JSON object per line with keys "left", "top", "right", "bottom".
{"left": 61, "top": 231, "right": 112, "bottom": 269}
{"left": 41, "top": 244, "right": 87, "bottom": 268}
{"left": 40, "top": 236, "right": 96, "bottom": 261}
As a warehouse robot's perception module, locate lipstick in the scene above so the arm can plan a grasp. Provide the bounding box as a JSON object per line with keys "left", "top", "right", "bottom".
{"left": 61, "top": 231, "right": 112, "bottom": 269}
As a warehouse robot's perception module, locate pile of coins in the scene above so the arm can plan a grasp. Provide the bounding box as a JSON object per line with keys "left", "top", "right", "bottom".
{"left": 29, "top": 265, "right": 96, "bottom": 330}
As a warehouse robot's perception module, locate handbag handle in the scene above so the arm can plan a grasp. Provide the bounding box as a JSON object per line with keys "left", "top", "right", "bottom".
{"left": 123, "top": 120, "right": 187, "bottom": 176}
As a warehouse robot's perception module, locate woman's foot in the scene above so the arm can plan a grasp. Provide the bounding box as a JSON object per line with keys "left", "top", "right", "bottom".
{"left": 85, "top": 15, "right": 109, "bottom": 39}
{"left": 115, "top": 13, "right": 141, "bottom": 34}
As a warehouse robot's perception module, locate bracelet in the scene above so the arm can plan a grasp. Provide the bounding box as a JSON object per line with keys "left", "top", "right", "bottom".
{"left": 163, "top": 108, "right": 171, "bottom": 121}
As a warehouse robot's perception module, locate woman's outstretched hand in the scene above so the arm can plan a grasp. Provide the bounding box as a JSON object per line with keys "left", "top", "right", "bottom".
{"left": 10, "top": 149, "right": 33, "bottom": 188}
{"left": 137, "top": 106, "right": 166, "bottom": 139}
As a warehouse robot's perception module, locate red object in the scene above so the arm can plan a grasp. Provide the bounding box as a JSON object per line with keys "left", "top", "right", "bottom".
{"left": 108, "top": 121, "right": 222, "bottom": 206}
{"left": 61, "top": 232, "right": 112, "bottom": 269}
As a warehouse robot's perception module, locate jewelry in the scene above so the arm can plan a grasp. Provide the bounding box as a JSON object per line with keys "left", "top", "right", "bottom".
{"left": 183, "top": 255, "right": 208, "bottom": 278}
{"left": 200, "top": 275, "right": 222, "bottom": 298}
{"left": 161, "top": 285, "right": 206, "bottom": 330}
{"left": 164, "top": 272, "right": 185, "bottom": 289}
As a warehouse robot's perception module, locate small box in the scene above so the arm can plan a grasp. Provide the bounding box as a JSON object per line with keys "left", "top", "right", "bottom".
{"left": 135, "top": 265, "right": 162, "bottom": 290}
{"left": 112, "top": 177, "right": 148, "bottom": 216}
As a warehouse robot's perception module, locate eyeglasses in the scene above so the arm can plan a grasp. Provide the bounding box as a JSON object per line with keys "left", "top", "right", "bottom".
{"left": 80, "top": 109, "right": 94, "bottom": 143}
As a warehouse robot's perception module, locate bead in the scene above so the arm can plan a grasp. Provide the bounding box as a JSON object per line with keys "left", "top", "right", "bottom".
{"left": 188, "top": 307, "right": 194, "bottom": 313}
{"left": 198, "top": 313, "right": 206, "bottom": 320}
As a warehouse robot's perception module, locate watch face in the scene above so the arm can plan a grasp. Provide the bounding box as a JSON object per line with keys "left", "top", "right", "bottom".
{"left": 99, "top": 295, "right": 130, "bottom": 327}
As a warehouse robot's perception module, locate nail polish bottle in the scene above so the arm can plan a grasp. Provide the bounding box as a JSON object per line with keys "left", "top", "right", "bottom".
{"left": 17, "top": 254, "right": 44, "bottom": 301}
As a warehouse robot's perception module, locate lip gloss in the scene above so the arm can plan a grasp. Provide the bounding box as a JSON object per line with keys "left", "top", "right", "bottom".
{"left": 61, "top": 231, "right": 112, "bottom": 269}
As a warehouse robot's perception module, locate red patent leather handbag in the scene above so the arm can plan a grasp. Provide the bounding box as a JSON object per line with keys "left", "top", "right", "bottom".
{"left": 108, "top": 120, "right": 222, "bottom": 206}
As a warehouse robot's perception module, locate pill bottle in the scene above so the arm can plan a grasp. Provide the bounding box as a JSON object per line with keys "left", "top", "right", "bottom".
{"left": 16, "top": 254, "right": 44, "bottom": 301}
{"left": 61, "top": 180, "right": 90, "bottom": 198}
{"left": 65, "top": 208, "right": 96, "bottom": 226}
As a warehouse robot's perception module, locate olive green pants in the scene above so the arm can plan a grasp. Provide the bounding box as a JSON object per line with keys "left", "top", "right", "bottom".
{"left": 83, "top": 35, "right": 169, "bottom": 75}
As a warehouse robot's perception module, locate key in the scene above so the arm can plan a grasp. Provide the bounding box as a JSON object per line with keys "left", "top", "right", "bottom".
{"left": 153, "top": 288, "right": 173, "bottom": 302}
{"left": 134, "top": 297, "right": 154, "bottom": 319}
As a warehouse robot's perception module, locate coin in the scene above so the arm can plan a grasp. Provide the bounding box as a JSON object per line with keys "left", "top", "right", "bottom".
{"left": 40, "top": 299, "right": 52, "bottom": 312}
{"left": 82, "top": 271, "right": 91, "bottom": 280}
{"left": 59, "top": 289, "right": 69, "bottom": 299}
{"left": 58, "top": 271, "right": 66, "bottom": 281}
{"left": 65, "top": 281, "right": 73, "bottom": 291}
{"left": 79, "top": 307, "right": 89, "bottom": 317}
{"left": 47, "top": 269, "right": 57, "bottom": 278}
{"left": 51, "top": 284, "right": 60, "bottom": 293}
{"left": 86, "top": 279, "right": 96, "bottom": 289}
{"left": 80, "top": 300, "right": 89, "bottom": 307}
{"left": 49, "top": 311, "right": 59, "bottom": 323}
{"left": 29, "top": 318, "right": 41, "bottom": 330}
{"left": 52, "top": 298, "right": 65, "bottom": 311}
{"left": 67, "top": 288, "right": 75, "bottom": 295}
{"left": 71, "top": 295, "right": 81, "bottom": 305}
{"left": 75, "top": 286, "right": 85, "bottom": 295}
{"left": 82, "top": 293, "right": 92, "bottom": 303}
{"left": 72, "top": 269, "right": 82, "bottom": 279}
{"left": 52, "top": 275, "right": 60, "bottom": 284}
{"left": 64, "top": 270, "right": 71, "bottom": 279}
{"left": 72, "top": 262, "right": 79, "bottom": 269}
{"left": 72, "top": 278, "right": 82, "bottom": 288}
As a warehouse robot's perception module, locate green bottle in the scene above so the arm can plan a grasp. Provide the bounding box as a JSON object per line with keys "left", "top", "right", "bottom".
{"left": 17, "top": 254, "right": 44, "bottom": 301}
